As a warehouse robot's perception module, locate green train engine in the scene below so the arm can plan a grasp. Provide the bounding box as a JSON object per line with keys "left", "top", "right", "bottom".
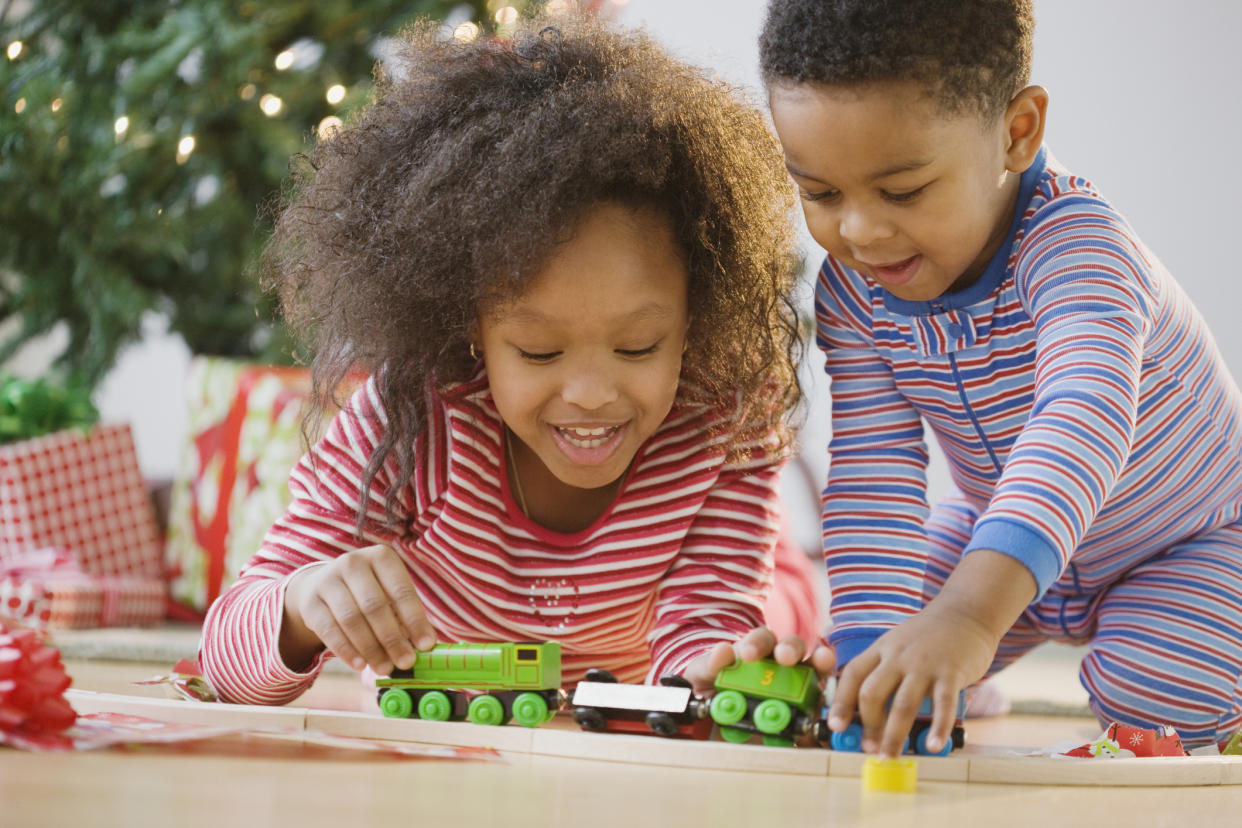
{"left": 376, "top": 641, "right": 562, "bottom": 728}
{"left": 709, "top": 658, "right": 822, "bottom": 747}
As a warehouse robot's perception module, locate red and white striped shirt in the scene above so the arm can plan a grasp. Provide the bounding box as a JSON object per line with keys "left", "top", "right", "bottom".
{"left": 199, "top": 370, "right": 786, "bottom": 704}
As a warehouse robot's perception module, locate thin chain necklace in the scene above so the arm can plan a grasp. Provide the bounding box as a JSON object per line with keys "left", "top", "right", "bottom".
{"left": 505, "top": 430, "right": 530, "bottom": 518}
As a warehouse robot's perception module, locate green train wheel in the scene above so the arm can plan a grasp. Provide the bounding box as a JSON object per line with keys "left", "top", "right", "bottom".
{"left": 379, "top": 688, "right": 413, "bottom": 719}
{"left": 762, "top": 735, "right": 794, "bottom": 748}
{"left": 752, "top": 699, "right": 792, "bottom": 735}
{"left": 710, "top": 690, "right": 748, "bottom": 726}
{"left": 468, "top": 694, "right": 506, "bottom": 726}
{"left": 510, "top": 692, "right": 549, "bottom": 727}
{"left": 417, "top": 690, "right": 452, "bottom": 722}
{"left": 718, "top": 726, "right": 752, "bottom": 743}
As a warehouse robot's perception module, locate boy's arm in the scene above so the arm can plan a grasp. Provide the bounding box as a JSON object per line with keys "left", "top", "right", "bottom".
{"left": 815, "top": 261, "right": 934, "bottom": 667}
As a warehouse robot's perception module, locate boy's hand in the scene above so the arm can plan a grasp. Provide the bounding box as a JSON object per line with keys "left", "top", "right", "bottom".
{"left": 826, "top": 605, "right": 995, "bottom": 757}
{"left": 681, "top": 626, "right": 836, "bottom": 695}
{"left": 280, "top": 544, "right": 436, "bottom": 676}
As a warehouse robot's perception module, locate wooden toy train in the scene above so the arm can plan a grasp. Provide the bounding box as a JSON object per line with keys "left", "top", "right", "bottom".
{"left": 376, "top": 641, "right": 965, "bottom": 754}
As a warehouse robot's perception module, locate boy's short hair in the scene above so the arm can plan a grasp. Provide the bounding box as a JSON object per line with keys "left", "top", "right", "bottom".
{"left": 759, "top": 0, "right": 1034, "bottom": 119}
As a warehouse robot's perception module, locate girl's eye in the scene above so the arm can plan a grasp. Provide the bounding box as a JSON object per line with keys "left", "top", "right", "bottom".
{"left": 882, "top": 185, "right": 927, "bottom": 203}
{"left": 616, "top": 343, "right": 660, "bottom": 358}
{"left": 517, "top": 349, "right": 559, "bottom": 362}
{"left": 800, "top": 188, "right": 840, "bottom": 204}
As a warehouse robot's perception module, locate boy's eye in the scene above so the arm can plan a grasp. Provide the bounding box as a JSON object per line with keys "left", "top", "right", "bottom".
{"left": 799, "top": 188, "right": 840, "bottom": 204}
{"left": 882, "top": 185, "right": 927, "bottom": 204}
{"left": 517, "top": 349, "right": 560, "bottom": 362}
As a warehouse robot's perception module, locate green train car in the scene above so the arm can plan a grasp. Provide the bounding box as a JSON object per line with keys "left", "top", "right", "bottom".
{"left": 709, "top": 658, "right": 822, "bottom": 746}
{"left": 376, "top": 642, "right": 562, "bottom": 727}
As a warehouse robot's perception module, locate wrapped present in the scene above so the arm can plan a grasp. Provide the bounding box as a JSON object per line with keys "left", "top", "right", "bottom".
{"left": 0, "top": 422, "right": 162, "bottom": 579}
{"left": 164, "top": 357, "right": 321, "bottom": 615}
{"left": 0, "top": 548, "right": 165, "bottom": 630}
{"left": 1060, "top": 721, "right": 1190, "bottom": 758}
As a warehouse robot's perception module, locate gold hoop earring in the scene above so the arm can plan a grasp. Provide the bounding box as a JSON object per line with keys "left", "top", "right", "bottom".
{"left": 469, "top": 343, "right": 480, "bottom": 360}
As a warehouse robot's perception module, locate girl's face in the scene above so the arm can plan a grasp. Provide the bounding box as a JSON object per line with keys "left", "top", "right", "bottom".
{"left": 477, "top": 203, "right": 690, "bottom": 498}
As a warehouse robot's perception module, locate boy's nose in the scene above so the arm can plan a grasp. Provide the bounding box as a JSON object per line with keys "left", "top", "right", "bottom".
{"left": 839, "top": 206, "right": 892, "bottom": 248}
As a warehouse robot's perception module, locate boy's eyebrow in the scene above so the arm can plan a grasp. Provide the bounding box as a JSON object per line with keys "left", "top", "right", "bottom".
{"left": 785, "top": 158, "right": 933, "bottom": 184}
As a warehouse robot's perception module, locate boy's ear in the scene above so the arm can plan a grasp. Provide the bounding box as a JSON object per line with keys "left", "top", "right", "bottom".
{"left": 1002, "top": 85, "right": 1049, "bottom": 173}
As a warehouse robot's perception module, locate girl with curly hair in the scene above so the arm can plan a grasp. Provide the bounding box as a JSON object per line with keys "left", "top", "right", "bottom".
{"left": 199, "top": 14, "right": 820, "bottom": 705}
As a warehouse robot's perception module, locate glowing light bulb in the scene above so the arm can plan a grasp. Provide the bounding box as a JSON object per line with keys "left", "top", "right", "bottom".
{"left": 274, "top": 49, "right": 295, "bottom": 71}
{"left": 453, "top": 22, "right": 480, "bottom": 42}
{"left": 50, "top": 97, "right": 63, "bottom": 112}
{"left": 176, "top": 135, "right": 196, "bottom": 163}
{"left": 14, "top": 97, "right": 25, "bottom": 114}
{"left": 259, "top": 94, "right": 283, "bottom": 116}
{"left": 325, "top": 84, "right": 346, "bottom": 105}
{"left": 239, "top": 83, "right": 257, "bottom": 101}
{"left": 114, "top": 116, "right": 129, "bottom": 136}
{"left": 495, "top": 6, "right": 518, "bottom": 25}
{"left": 6, "top": 41, "right": 22, "bottom": 60}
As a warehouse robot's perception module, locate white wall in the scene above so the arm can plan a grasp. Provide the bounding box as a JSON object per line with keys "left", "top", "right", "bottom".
{"left": 12, "top": 2, "right": 1241, "bottom": 539}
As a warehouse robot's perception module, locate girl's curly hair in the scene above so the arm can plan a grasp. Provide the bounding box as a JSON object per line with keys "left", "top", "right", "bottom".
{"left": 263, "top": 14, "right": 803, "bottom": 530}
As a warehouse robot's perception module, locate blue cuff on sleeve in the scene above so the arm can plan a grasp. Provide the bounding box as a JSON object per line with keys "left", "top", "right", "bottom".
{"left": 964, "top": 518, "right": 1063, "bottom": 598}
{"left": 827, "top": 629, "right": 884, "bottom": 670}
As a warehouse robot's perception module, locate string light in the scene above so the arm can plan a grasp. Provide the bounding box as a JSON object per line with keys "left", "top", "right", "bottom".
{"left": 317, "top": 115, "right": 342, "bottom": 140}
{"left": 259, "top": 93, "right": 283, "bottom": 116}
{"left": 50, "top": 97, "right": 63, "bottom": 112}
{"left": 176, "top": 135, "right": 196, "bottom": 164}
{"left": 14, "top": 97, "right": 25, "bottom": 114}
{"left": 114, "top": 116, "right": 129, "bottom": 136}
{"left": 6, "top": 41, "right": 21, "bottom": 60}
{"left": 325, "top": 84, "right": 346, "bottom": 105}
{"left": 495, "top": 6, "right": 518, "bottom": 25}
{"left": 274, "top": 49, "right": 295, "bottom": 70}
{"left": 453, "top": 22, "right": 480, "bottom": 42}
{"left": 238, "top": 83, "right": 257, "bottom": 101}
{"left": 545, "top": 0, "right": 571, "bottom": 14}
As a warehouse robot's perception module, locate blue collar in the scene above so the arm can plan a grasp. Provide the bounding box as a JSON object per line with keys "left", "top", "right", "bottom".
{"left": 881, "top": 146, "right": 1048, "bottom": 317}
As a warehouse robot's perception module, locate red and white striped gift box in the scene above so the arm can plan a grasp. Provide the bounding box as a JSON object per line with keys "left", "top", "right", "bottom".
{"left": 0, "top": 424, "right": 162, "bottom": 579}
{"left": 0, "top": 572, "right": 166, "bottom": 630}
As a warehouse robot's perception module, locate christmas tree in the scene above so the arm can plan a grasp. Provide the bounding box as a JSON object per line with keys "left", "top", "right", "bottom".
{"left": 0, "top": 0, "right": 566, "bottom": 390}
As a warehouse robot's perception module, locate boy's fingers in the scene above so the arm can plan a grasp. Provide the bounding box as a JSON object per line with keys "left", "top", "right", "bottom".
{"left": 827, "top": 651, "right": 874, "bottom": 731}
{"left": 880, "top": 679, "right": 926, "bottom": 758}
{"left": 925, "top": 683, "right": 960, "bottom": 755}
{"left": 856, "top": 667, "right": 899, "bottom": 753}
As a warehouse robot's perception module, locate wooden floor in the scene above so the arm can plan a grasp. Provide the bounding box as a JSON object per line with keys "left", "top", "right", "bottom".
{"left": 2, "top": 655, "right": 1239, "bottom": 827}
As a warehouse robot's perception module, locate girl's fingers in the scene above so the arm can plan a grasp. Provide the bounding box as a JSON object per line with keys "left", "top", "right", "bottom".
{"left": 300, "top": 592, "right": 366, "bottom": 672}
{"left": 734, "top": 626, "right": 777, "bottom": 662}
{"left": 772, "top": 634, "right": 806, "bottom": 666}
{"left": 810, "top": 644, "right": 837, "bottom": 677}
{"left": 339, "top": 562, "right": 417, "bottom": 674}
{"left": 370, "top": 549, "right": 436, "bottom": 653}
{"left": 316, "top": 574, "right": 397, "bottom": 674}
{"left": 683, "top": 641, "right": 736, "bottom": 694}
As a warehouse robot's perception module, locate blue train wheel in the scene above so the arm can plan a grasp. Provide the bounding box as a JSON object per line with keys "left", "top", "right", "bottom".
{"left": 915, "top": 728, "right": 952, "bottom": 756}
{"left": 468, "top": 694, "right": 506, "bottom": 726}
{"left": 710, "top": 690, "right": 748, "bottom": 726}
{"left": 830, "top": 722, "right": 864, "bottom": 752}
{"left": 718, "top": 726, "right": 752, "bottom": 744}
{"left": 379, "top": 688, "right": 413, "bottom": 719}
{"left": 511, "top": 692, "right": 548, "bottom": 727}
{"left": 752, "top": 699, "right": 792, "bottom": 735}
{"left": 417, "top": 690, "right": 452, "bottom": 722}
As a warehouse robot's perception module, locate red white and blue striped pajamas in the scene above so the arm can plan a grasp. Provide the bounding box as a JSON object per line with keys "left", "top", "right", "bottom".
{"left": 818, "top": 148, "right": 1242, "bottom": 747}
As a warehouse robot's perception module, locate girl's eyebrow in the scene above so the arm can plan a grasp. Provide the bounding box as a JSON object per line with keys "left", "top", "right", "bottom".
{"left": 502, "top": 303, "right": 677, "bottom": 327}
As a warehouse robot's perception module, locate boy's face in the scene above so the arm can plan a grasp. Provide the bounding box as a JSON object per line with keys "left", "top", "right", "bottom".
{"left": 477, "top": 203, "right": 689, "bottom": 496}
{"left": 769, "top": 80, "right": 1019, "bottom": 302}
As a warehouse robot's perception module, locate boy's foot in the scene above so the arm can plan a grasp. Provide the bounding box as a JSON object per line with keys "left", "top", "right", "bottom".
{"left": 963, "top": 678, "right": 1011, "bottom": 719}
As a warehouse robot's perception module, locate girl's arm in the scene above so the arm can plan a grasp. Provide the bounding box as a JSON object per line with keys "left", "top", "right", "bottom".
{"left": 199, "top": 378, "right": 421, "bottom": 705}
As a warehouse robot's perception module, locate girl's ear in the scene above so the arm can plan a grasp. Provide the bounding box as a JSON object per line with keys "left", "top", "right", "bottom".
{"left": 1002, "top": 85, "right": 1049, "bottom": 174}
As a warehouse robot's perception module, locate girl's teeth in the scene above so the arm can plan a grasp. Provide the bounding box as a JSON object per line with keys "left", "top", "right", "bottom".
{"left": 559, "top": 426, "right": 615, "bottom": 447}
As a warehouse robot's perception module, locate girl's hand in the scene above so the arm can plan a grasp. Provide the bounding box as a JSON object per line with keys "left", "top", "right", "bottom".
{"left": 279, "top": 544, "right": 437, "bottom": 676}
{"left": 680, "top": 626, "right": 836, "bottom": 695}
{"left": 825, "top": 605, "right": 997, "bottom": 758}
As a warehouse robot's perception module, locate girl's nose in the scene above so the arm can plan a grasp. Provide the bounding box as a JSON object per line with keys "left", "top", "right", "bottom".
{"left": 559, "top": 358, "right": 619, "bottom": 411}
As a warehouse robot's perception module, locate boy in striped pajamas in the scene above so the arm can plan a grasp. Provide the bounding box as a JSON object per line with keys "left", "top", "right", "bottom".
{"left": 198, "top": 16, "right": 824, "bottom": 706}
{"left": 761, "top": 0, "right": 1242, "bottom": 755}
